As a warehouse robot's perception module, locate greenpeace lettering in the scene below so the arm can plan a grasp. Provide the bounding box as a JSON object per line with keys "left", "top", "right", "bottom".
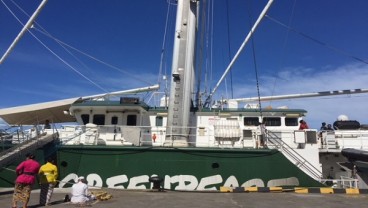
{"left": 241, "top": 178, "right": 265, "bottom": 187}
{"left": 106, "top": 175, "right": 128, "bottom": 189}
{"left": 86, "top": 173, "right": 103, "bottom": 188}
{"left": 58, "top": 173, "right": 78, "bottom": 187}
{"left": 223, "top": 175, "right": 239, "bottom": 188}
{"left": 127, "top": 175, "right": 150, "bottom": 189}
{"left": 164, "top": 175, "right": 198, "bottom": 190}
{"left": 58, "top": 173, "right": 299, "bottom": 190}
{"left": 196, "top": 175, "right": 222, "bottom": 190}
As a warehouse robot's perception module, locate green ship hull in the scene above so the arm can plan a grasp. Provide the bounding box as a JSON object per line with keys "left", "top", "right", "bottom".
{"left": 0, "top": 143, "right": 322, "bottom": 190}
{"left": 55, "top": 146, "right": 321, "bottom": 190}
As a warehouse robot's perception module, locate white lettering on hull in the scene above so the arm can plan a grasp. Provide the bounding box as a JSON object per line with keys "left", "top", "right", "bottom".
{"left": 59, "top": 173, "right": 299, "bottom": 190}
{"left": 165, "top": 175, "right": 198, "bottom": 190}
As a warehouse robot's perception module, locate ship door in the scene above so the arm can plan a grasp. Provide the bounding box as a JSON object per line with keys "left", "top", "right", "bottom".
{"left": 127, "top": 114, "right": 137, "bottom": 126}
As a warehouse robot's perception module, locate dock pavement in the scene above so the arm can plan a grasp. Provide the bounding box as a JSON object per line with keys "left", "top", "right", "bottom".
{"left": 1, "top": 187, "right": 367, "bottom": 208}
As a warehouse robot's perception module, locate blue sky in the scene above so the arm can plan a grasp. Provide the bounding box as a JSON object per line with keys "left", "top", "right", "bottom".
{"left": 0, "top": 0, "right": 368, "bottom": 129}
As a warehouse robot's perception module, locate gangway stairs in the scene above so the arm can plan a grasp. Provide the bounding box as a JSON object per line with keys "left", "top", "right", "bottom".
{"left": 0, "top": 132, "right": 58, "bottom": 168}
{"left": 266, "top": 131, "right": 323, "bottom": 182}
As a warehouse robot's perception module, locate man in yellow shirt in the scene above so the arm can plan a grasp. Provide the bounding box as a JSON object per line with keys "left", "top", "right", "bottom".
{"left": 38, "top": 157, "right": 58, "bottom": 206}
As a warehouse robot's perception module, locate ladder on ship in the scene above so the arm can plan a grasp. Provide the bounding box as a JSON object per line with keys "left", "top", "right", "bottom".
{"left": 324, "top": 131, "right": 338, "bottom": 149}
{"left": 266, "top": 131, "right": 323, "bottom": 181}
{"left": 0, "top": 132, "right": 58, "bottom": 168}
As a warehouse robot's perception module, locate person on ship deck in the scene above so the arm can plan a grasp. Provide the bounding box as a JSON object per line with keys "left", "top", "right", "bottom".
{"left": 320, "top": 122, "right": 327, "bottom": 131}
{"left": 299, "top": 120, "right": 309, "bottom": 130}
{"left": 326, "top": 124, "right": 334, "bottom": 131}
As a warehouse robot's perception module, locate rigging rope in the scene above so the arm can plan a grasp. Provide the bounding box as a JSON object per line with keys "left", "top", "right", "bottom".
{"left": 35, "top": 28, "right": 154, "bottom": 86}
{"left": 195, "top": 0, "right": 206, "bottom": 108}
{"left": 266, "top": 15, "right": 368, "bottom": 65}
{"left": 203, "top": 0, "right": 215, "bottom": 107}
{"left": 225, "top": 0, "right": 234, "bottom": 99}
{"left": 5, "top": 0, "right": 160, "bottom": 96}
{"left": 158, "top": 1, "right": 173, "bottom": 86}
{"left": 269, "top": 0, "right": 297, "bottom": 108}
{"left": 3, "top": 0, "right": 109, "bottom": 93}
{"left": 246, "top": 0, "right": 263, "bottom": 120}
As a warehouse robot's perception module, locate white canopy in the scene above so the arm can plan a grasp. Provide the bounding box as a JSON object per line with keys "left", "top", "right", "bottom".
{"left": 0, "top": 84, "right": 160, "bottom": 125}
{"left": 0, "top": 98, "right": 80, "bottom": 125}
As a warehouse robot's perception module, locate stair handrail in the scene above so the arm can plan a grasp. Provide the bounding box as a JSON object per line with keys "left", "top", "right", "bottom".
{"left": 0, "top": 132, "right": 58, "bottom": 168}
{"left": 266, "top": 130, "right": 323, "bottom": 181}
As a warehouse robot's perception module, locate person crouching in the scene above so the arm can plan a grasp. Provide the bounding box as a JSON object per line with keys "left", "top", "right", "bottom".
{"left": 71, "top": 176, "right": 95, "bottom": 206}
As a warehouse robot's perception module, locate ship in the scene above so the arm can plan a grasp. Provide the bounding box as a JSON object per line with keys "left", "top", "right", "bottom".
{"left": 1, "top": 0, "right": 368, "bottom": 191}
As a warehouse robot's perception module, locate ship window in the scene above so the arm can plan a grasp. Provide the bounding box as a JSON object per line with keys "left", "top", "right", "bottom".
{"left": 263, "top": 117, "right": 281, "bottom": 126}
{"left": 243, "top": 117, "right": 259, "bottom": 126}
{"left": 127, "top": 115, "right": 137, "bottom": 126}
{"left": 81, "top": 114, "right": 90, "bottom": 125}
{"left": 111, "top": 116, "right": 118, "bottom": 125}
{"left": 156, "top": 116, "right": 163, "bottom": 126}
{"left": 243, "top": 130, "right": 252, "bottom": 140}
{"left": 285, "top": 117, "right": 298, "bottom": 126}
{"left": 93, "top": 114, "right": 105, "bottom": 125}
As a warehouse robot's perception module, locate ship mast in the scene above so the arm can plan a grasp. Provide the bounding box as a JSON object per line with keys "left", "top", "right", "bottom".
{"left": 166, "top": 0, "right": 199, "bottom": 147}
{"left": 0, "top": 0, "right": 49, "bottom": 64}
{"left": 228, "top": 88, "right": 368, "bottom": 107}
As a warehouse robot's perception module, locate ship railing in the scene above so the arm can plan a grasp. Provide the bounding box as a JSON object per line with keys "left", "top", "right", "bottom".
{"left": 58, "top": 125, "right": 85, "bottom": 144}
{"left": 58, "top": 125, "right": 210, "bottom": 147}
{"left": 320, "top": 177, "right": 358, "bottom": 189}
{"left": 5, "top": 124, "right": 60, "bottom": 145}
{"left": 142, "top": 126, "right": 241, "bottom": 148}
{"left": 319, "top": 130, "right": 368, "bottom": 151}
{"left": 0, "top": 130, "right": 58, "bottom": 168}
{"left": 143, "top": 126, "right": 208, "bottom": 147}
{"left": 9, "top": 126, "right": 35, "bottom": 144}
{"left": 266, "top": 130, "right": 323, "bottom": 181}
{"left": 58, "top": 124, "right": 306, "bottom": 148}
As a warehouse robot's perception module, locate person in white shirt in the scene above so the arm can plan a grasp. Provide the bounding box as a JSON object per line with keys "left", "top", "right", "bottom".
{"left": 71, "top": 176, "right": 95, "bottom": 205}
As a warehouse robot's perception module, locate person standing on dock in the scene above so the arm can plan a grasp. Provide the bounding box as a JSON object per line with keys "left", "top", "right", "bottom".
{"left": 38, "top": 157, "right": 58, "bottom": 206}
{"left": 12, "top": 153, "right": 40, "bottom": 208}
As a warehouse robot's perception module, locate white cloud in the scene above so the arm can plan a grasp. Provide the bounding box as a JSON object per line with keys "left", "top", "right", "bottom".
{"left": 226, "top": 62, "right": 368, "bottom": 129}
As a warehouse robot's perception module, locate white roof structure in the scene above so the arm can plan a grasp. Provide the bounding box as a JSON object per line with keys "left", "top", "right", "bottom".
{"left": 0, "top": 98, "right": 79, "bottom": 125}
{"left": 0, "top": 84, "right": 160, "bottom": 125}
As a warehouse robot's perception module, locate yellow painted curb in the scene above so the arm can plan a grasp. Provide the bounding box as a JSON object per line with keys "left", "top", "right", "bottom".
{"left": 219, "top": 186, "right": 367, "bottom": 194}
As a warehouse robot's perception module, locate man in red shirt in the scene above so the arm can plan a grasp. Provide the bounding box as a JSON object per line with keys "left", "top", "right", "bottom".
{"left": 299, "top": 120, "right": 309, "bottom": 130}
{"left": 12, "top": 153, "right": 40, "bottom": 208}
